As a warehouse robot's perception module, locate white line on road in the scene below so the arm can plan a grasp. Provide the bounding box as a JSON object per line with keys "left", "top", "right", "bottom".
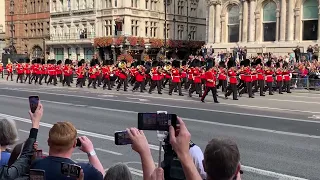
{"left": 267, "top": 98, "right": 320, "bottom": 105}
{"left": 18, "top": 129, "right": 30, "bottom": 133}
{"left": 242, "top": 166, "right": 308, "bottom": 180}
{"left": 95, "top": 148, "right": 123, "bottom": 155}
{"left": 0, "top": 113, "right": 312, "bottom": 179}
{"left": 127, "top": 97, "right": 149, "bottom": 102}
{"left": 2, "top": 95, "right": 320, "bottom": 138}
{"left": 0, "top": 90, "right": 320, "bottom": 125}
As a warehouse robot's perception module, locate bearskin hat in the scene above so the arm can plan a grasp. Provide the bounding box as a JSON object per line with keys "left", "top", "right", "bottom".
{"left": 266, "top": 60, "right": 272, "bottom": 67}
{"left": 65, "top": 59, "right": 71, "bottom": 65}
{"left": 243, "top": 59, "right": 250, "bottom": 67}
{"left": 227, "top": 59, "right": 236, "bottom": 69}
{"left": 90, "top": 59, "right": 96, "bottom": 67}
{"left": 192, "top": 59, "right": 200, "bottom": 67}
{"left": 36, "top": 58, "right": 41, "bottom": 64}
{"left": 51, "top": 59, "right": 56, "bottom": 64}
{"left": 172, "top": 60, "right": 180, "bottom": 68}
{"left": 25, "top": 58, "right": 30, "bottom": 64}
{"left": 276, "top": 62, "right": 280, "bottom": 68}
{"left": 219, "top": 61, "right": 226, "bottom": 68}
{"left": 41, "top": 59, "right": 46, "bottom": 65}
{"left": 283, "top": 61, "right": 289, "bottom": 68}
{"left": 206, "top": 58, "right": 213, "bottom": 70}
{"left": 255, "top": 58, "right": 262, "bottom": 66}
{"left": 18, "top": 58, "right": 24, "bottom": 63}
{"left": 152, "top": 60, "right": 159, "bottom": 67}
{"left": 182, "top": 60, "right": 187, "bottom": 66}
{"left": 78, "top": 61, "right": 83, "bottom": 67}
{"left": 57, "top": 60, "right": 62, "bottom": 65}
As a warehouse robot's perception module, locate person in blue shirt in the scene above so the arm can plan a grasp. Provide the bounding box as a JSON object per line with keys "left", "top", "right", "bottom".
{"left": 31, "top": 122, "right": 104, "bottom": 180}
{"left": 0, "top": 118, "right": 19, "bottom": 167}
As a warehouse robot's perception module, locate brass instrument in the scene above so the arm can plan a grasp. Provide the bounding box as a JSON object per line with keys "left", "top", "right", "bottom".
{"left": 164, "top": 64, "right": 172, "bottom": 71}
{"left": 118, "top": 61, "right": 127, "bottom": 69}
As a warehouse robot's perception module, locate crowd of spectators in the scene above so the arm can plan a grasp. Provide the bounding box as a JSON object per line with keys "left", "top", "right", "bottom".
{"left": 0, "top": 103, "right": 242, "bottom": 180}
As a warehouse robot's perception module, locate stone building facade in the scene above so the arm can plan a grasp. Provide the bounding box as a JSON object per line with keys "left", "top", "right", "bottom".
{"left": 206, "top": 0, "right": 320, "bottom": 56}
{"left": 47, "top": 0, "right": 207, "bottom": 61}
{"left": 4, "top": 0, "right": 50, "bottom": 58}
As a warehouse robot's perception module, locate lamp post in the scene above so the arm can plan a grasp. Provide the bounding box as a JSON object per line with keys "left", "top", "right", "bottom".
{"left": 164, "top": 0, "right": 167, "bottom": 57}
{"left": 9, "top": 0, "right": 15, "bottom": 54}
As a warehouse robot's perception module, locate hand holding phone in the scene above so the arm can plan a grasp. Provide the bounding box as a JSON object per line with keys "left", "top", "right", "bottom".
{"left": 29, "top": 96, "right": 39, "bottom": 113}
{"left": 138, "top": 113, "right": 177, "bottom": 131}
{"left": 114, "top": 131, "right": 132, "bottom": 145}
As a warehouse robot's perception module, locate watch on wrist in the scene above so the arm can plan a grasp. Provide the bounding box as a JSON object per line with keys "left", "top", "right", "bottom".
{"left": 87, "top": 150, "right": 96, "bottom": 157}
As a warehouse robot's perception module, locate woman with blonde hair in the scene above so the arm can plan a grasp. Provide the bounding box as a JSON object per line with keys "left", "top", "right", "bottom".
{"left": 0, "top": 118, "right": 18, "bottom": 166}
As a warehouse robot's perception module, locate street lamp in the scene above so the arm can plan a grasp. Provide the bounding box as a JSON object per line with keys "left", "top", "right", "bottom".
{"left": 164, "top": 0, "right": 171, "bottom": 58}
{"left": 9, "top": 0, "right": 15, "bottom": 54}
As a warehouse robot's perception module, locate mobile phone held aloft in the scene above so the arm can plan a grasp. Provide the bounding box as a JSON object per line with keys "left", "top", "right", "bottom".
{"left": 29, "top": 169, "right": 46, "bottom": 180}
{"left": 115, "top": 131, "right": 132, "bottom": 145}
{"left": 138, "top": 113, "right": 177, "bottom": 131}
{"left": 33, "top": 150, "right": 43, "bottom": 159}
{"left": 29, "top": 96, "right": 39, "bottom": 113}
{"left": 61, "top": 162, "right": 81, "bottom": 178}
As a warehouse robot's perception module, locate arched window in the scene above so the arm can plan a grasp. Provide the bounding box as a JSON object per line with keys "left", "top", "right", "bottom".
{"left": 228, "top": 5, "right": 240, "bottom": 43}
{"left": 84, "top": 48, "right": 94, "bottom": 61}
{"left": 302, "top": 0, "right": 318, "bottom": 40}
{"left": 33, "top": 46, "right": 43, "bottom": 58}
{"left": 263, "top": 1, "right": 276, "bottom": 42}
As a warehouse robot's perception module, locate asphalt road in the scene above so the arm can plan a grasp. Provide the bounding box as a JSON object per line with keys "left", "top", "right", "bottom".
{"left": 0, "top": 79, "right": 320, "bottom": 180}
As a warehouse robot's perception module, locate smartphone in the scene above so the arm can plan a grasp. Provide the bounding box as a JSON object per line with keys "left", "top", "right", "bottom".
{"left": 29, "top": 96, "right": 39, "bottom": 113}
{"left": 138, "top": 113, "right": 177, "bottom": 131}
{"left": 34, "top": 150, "right": 43, "bottom": 158}
{"left": 61, "top": 162, "right": 81, "bottom": 178}
{"left": 76, "top": 138, "right": 81, "bottom": 147}
{"left": 114, "top": 131, "right": 132, "bottom": 145}
{"left": 29, "top": 169, "right": 45, "bottom": 180}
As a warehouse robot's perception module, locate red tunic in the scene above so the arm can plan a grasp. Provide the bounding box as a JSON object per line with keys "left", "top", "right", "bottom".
{"left": 135, "top": 71, "right": 145, "bottom": 82}
{"left": 205, "top": 70, "right": 216, "bottom": 87}
{"left": 256, "top": 68, "right": 264, "bottom": 80}
{"left": 244, "top": 67, "right": 252, "bottom": 82}
{"left": 282, "top": 70, "right": 291, "bottom": 81}
{"left": 17, "top": 64, "right": 24, "bottom": 74}
{"left": 89, "top": 67, "right": 97, "bottom": 79}
{"left": 6, "top": 64, "right": 13, "bottom": 73}
{"left": 102, "top": 66, "right": 110, "bottom": 79}
{"left": 193, "top": 68, "right": 202, "bottom": 83}
{"left": 171, "top": 68, "right": 181, "bottom": 83}
{"left": 275, "top": 69, "right": 283, "bottom": 81}
{"left": 25, "top": 64, "right": 31, "bottom": 74}
{"left": 265, "top": 69, "right": 273, "bottom": 82}
{"left": 151, "top": 67, "right": 161, "bottom": 81}
{"left": 218, "top": 68, "right": 227, "bottom": 80}
{"left": 228, "top": 69, "right": 237, "bottom": 84}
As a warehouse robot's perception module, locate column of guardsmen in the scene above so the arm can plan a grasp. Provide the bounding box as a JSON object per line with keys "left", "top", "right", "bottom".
{"left": 0, "top": 57, "right": 292, "bottom": 103}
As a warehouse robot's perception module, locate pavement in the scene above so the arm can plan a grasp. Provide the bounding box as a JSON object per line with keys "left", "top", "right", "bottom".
{"left": 0, "top": 78, "right": 320, "bottom": 180}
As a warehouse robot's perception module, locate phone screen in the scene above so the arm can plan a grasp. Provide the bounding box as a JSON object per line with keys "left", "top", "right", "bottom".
{"left": 138, "top": 113, "right": 177, "bottom": 131}
{"left": 34, "top": 150, "right": 43, "bottom": 158}
{"left": 29, "top": 96, "right": 39, "bottom": 113}
{"left": 114, "top": 131, "right": 132, "bottom": 145}
{"left": 61, "top": 162, "right": 81, "bottom": 178}
{"left": 29, "top": 169, "right": 45, "bottom": 180}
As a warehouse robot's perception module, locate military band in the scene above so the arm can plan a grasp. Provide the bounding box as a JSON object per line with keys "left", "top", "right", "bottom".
{"left": 0, "top": 57, "right": 294, "bottom": 103}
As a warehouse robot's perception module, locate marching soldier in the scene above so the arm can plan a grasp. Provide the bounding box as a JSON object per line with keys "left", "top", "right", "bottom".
{"left": 6, "top": 60, "right": 13, "bottom": 81}
{"left": 169, "top": 60, "right": 183, "bottom": 96}
{"left": 62, "top": 59, "right": 72, "bottom": 87}
{"left": 148, "top": 61, "right": 162, "bottom": 94}
{"left": 189, "top": 59, "right": 202, "bottom": 97}
{"left": 217, "top": 61, "right": 227, "bottom": 92}
{"left": 76, "top": 60, "right": 85, "bottom": 88}
{"left": 102, "top": 60, "right": 112, "bottom": 90}
{"left": 88, "top": 59, "right": 97, "bottom": 89}
{"left": 282, "top": 62, "right": 292, "bottom": 93}
{"left": 16, "top": 59, "right": 24, "bottom": 83}
{"left": 255, "top": 59, "right": 265, "bottom": 96}
{"left": 162, "top": 62, "right": 172, "bottom": 88}
{"left": 264, "top": 60, "right": 274, "bottom": 95}
{"left": 24, "top": 59, "right": 32, "bottom": 84}
{"left": 225, "top": 60, "right": 238, "bottom": 100}
{"left": 275, "top": 62, "right": 283, "bottom": 94}
{"left": 39, "top": 59, "right": 46, "bottom": 85}
{"left": 47, "top": 59, "right": 57, "bottom": 86}
{"left": 180, "top": 60, "right": 188, "bottom": 88}
{"left": 56, "top": 60, "right": 63, "bottom": 83}
{"left": 132, "top": 62, "right": 145, "bottom": 92}
{"left": 116, "top": 60, "right": 129, "bottom": 91}
{"left": 201, "top": 58, "right": 219, "bottom": 103}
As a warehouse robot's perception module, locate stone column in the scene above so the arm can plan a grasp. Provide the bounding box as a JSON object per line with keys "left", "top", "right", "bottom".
{"left": 208, "top": 2, "right": 215, "bottom": 43}
{"left": 287, "top": 0, "right": 294, "bottom": 41}
{"left": 215, "top": 2, "right": 221, "bottom": 43}
{"left": 255, "top": 12, "right": 261, "bottom": 42}
{"left": 242, "top": 0, "right": 248, "bottom": 42}
{"left": 318, "top": 5, "right": 320, "bottom": 41}
{"left": 248, "top": 0, "right": 256, "bottom": 42}
{"left": 239, "top": 13, "right": 243, "bottom": 42}
{"left": 294, "top": 8, "right": 301, "bottom": 41}
{"left": 276, "top": 10, "right": 280, "bottom": 41}
{"left": 279, "top": 0, "right": 286, "bottom": 41}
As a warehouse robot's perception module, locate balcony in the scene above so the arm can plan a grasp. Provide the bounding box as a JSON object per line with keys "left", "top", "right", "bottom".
{"left": 46, "top": 32, "right": 95, "bottom": 45}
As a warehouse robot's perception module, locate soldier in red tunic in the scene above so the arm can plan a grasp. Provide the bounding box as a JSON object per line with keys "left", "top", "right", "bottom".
{"left": 217, "top": 61, "right": 227, "bottom": 92}
{"left": 56, "top": 60, "right": 63, "bottom": 83}
{"left": 148, "top": 61, "right": 162, "bottom": 94}
{"left": 16, "top": 59, "right": 24, "bottom": 83}
{"left": 189, "top": 59, "right": 202, "bottom": 97}
{"left": 24, "top": 58, "right": 32, "bottom": 84}
{"left": 6, "top": 61, "right": 13, "bottom": 81}
{"left": 201, "top": 58, "right": 219, "bottom": 103}
{"left": 264, "top": 60, "right": 274, "bottom": 95}
{"left": 47, "top": 59, "right": 57, "bottom": 86}
{"left": 133, "top": 62, "right": 146, "bottom": 92}
{"left": 169, "top": 60, "right": 183, "bottom": 96}
{"left": 62, "top": 59, "right": 72, "bottom": 87}
{"left": 275, "top": 62, "right": 283, "bottom": 94}
{"left": 254, "top": 59, "right": 265, "bottom": 96}
{"left": 102, "top": 60, "right": 112, "bottom": 90}
{"left": 88, "top": 59, "right": 97, "bottom": 89}
{"left": 282, "top": 62, "right": 291, "bottom": 93}
{"left": 225, "top": 60, "right": 238, "bottom": 100}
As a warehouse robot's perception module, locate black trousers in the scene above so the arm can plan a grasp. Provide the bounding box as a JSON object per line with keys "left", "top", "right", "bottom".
{"left": 16, "top": 74, "right": 23, "bottom": 83}
{"left": 76, "top": 78, "right": 84, "bottom": 87}
{"left": 186, "top": 79, "right": 193, "bottom": 89}
{"left": 1, "top": 71, "right": 3, "bottom": 78}
{"left": 276, "top": 81, "right": 283, "bottom": 93}
{"left": 163, "top": 78, "right": 171, "bottom": 87}
{"left": 189, "top": 83, "right": 202, "bottom": 96}
{"left": 149, "top": 80, "right": 161, "bottom": 93}
{"left": 257, "top": 80, "right": 264, "bottom": 96}
{"left": 225, "top": 83, "right": 238, "bottom": 100}
{"left": 47, "top": 75, "right": 57, "bottom": 85}
{"left": 133, "top": 81, "right": 144, "bottom": 92}
{"left": 103, "top": 78, "right": 111, "bottom": 90}
{"left": 63, "top": 75, "right": 71, "bottom": 86}
{"left": 88, "top": 78, "right": 97, "bottom": 88}
{"left": 57, "top": 74, "right": 63, "bottom": 82}
{"left": 201, "top": 86, "right": 218, "bottom": 102}
{"left": 265, "top": 82, "right": 273, "bottom": 94}
{"left": 217, "top": 80, "right": 227, "bottom": 92}
{"left": 34, "top": 74, "right": 41, "bottom": 84}
{"left": 169, "top": 82, "right": 182, "bottom": 95}
{"left": 283, "top": 80, "right": 291, "bottom": 93}
{"left": 25, "top": 74, "right": 31, "bottom": 84}
{"left": 6, "top": 72, "right": 13, "bottom": 81}
{"left": 117, "top": 78, "right": 128, "bottom": 91}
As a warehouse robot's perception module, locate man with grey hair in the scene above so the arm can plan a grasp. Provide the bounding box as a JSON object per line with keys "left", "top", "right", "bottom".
{"left": 0, "top": 118, "right": 19, "bottom": 166}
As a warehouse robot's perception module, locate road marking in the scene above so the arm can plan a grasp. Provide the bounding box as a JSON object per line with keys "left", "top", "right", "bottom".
{"left": 0, "top": 91, "right": 319, "bottom": 125}
{"left": 2, "top": 94, "right": 320, "bottom": 137}
{"left": 18, "top": 129, "right": 30, "bottom": 134}
{"left": 95, "top": 148, "right": 123, "bottom": 155}
{"left": 127, "top": 167, "right": 143, "bottom": 176}
{"left": 267, "top": 98, "right": 320, "bottom": 105}
{"left": 127, "top": 97, "right": 149, "bottom": 102}
{"left": 0, "top": 113, "right": 314, "bottom": 180}
{"left": 99, "top": 95, "right": 115, "bottom": 97}
{"left": 242, "top": 166, "right": 308, "bottom": 180}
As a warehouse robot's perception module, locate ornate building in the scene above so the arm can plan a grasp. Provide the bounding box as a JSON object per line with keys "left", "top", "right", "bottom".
{"left": 4, "top": 0, "right": 50, "bottom": 58}
{"left": 47, "top": 0, "right": 207, "bottom": 61}
{"left": 46, "top": 0, "right": 96, "bottom": 61}
{"left": 206, "top": 0, "right": 320, "bottom": 55}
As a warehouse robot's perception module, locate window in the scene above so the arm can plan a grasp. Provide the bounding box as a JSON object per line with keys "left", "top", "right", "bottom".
{"left": 115, "top": 0, "right": 117, "bottom": 7}
{"left": 227, "top": 5, "right": 240, "bottom": 42}
{"left": 178, "top": 25, "right": 184, "bottom": 40}
{"left": 131, "top": 20, "right": 139, "bottom": 36}
{"left": 106, "top": 0, "right": 112, "bottom": 8}
{"left": 178, "top": 0, "right": 184, "bottom": 15}
{"left": 75, "top": 0, "right": 79, "bottom": 9}
{"left": 302, "top": 0, "right": 318, "bottom": 40}
{"left": 164, "top": 23, "right": 170, "bottom": 39}
{"left": 190, "top": 0, "right": 197, "bottom": 17}
{"left": 263, "top": 1, "right": 276, "bottom": 42}
{"left": 52, "top": 0, "right": 57, "bottom": 11}
{"left": 46, "top": 1, "right": 49, "bottom": 11}
{"left": 59, "top": 0, "right": 63, "bottom": 11}
{"left": 145, "top": 0, "right": 148, "bottom": 9}
{"left": 24, "top": 0, "right": 28, "bottom": 13}
{"left": 145, "top": 21, "right": 149, "bottom": 37}
{"left": 105, "top": 20, "right": 112, "bottom": 36}
{"left": 190, "top": 26, "right": 196, "bottom": 40}
{"left": 131, "top": 0, "right": 137, "bottom": 7}
{"left": 151, "top": 0, "right": 156, "bottom": 10}
{"left": 150, "top": 21, "right": 157, "bottom": 37}
{"left": 25, "top": 24, "right": 28, "bottom": 37}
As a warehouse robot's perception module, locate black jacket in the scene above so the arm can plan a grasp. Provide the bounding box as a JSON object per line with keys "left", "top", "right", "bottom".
{"left": 0, "top": 128, "right": 38, "bottom": 180}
